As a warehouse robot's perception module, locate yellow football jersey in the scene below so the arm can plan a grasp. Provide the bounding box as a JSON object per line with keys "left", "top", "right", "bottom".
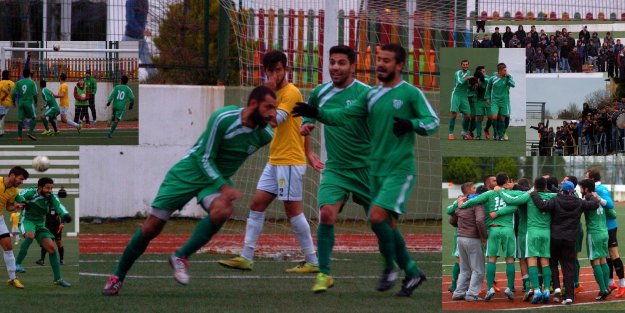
{"left": 10, "top": 212, "right": 19, "bottom": 228}
{"left": 0, "top": 176, "right": 19, "bottom": 215}
{"left": 0, "top": 80, "right": 15, "bottom": 107}
{"left": 59, "top": 82, "right": 69, "bottom": 107}
{"left": 268, "top": 83, "right": 306, "bottom": 165}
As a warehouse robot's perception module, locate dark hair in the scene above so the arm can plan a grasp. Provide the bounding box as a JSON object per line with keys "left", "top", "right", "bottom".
{"left": 497, "top": 63, "right": 507, "bottom": 71}
{"left": 1, "top": 70, "right": 8, "bottom": 80}
{"left": 579, "top": 179, "right": 595, "bottom": 192}
{"left": 40, "top": 80, "right": 46, "bottom": 88}
{"left": 247, "top": 85, "right": 276, "bottom": 106}
{"left": 381, "top": 43, "right": 406, "bottom": 64}
{"left": 565, "top": 175, "right": 578, "bottom": 187}
{"left": 476, "top": 185, "right": 489, "bottom": 194}
{"left": 533, "top": 177, "right": 547, "bottom": 191}
{"left": 586, "top": 168, "right": 601, "bottom": 182}
{"left": 121, "top": 75, "right": 129, "bottom": 84}
{"left": 329, "top": 45, "right": 356, "bottom": 64}
{"left": 483, "top": 175, "right": 495, "bottom": 184}
{"left": 9, "top": 166, "right": 29, "bottom": 179}
{"left": 461, "top": 182, "right": 474, "bottom": 195}
{"left": 495, "top": 172, "right": 509, "bottom": 186}
{"left": 37, "top": 177, "right": 54, "bottom": 187}
{"left": 23, "top": 68, "right": 30, "bottom": 78}
{"left": 263, "top": 50, "right": 287, "bottom": 71}
{"left": 60, "top": 73, "right": 67, "bottom": 81}
{"left": 516, "top": 178, "right": 531, "bottom": 190}
{"left": 461, "top": 59, "right": 469, "bottom": 65}
{"left": 546, "top": 176, "right": 559, "bottom": 191}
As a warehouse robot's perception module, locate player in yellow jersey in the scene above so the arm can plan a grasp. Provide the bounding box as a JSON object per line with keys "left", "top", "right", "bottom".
{"left": 0, "top": 70, "right": 15, "bottom": 136}
{"left": 52, "top": 73, "right": 81, "bottom": 134}
{"left": 219, "top": 51, "right": 324, "bottom": 272}
{"left": 0, "top": 166, "right": 28, "bottom": 288}
{"left": 10, "top": 211, "right": 20, "bottom": 245}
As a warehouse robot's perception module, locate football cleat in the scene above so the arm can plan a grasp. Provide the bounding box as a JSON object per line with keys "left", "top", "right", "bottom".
{"left": 523, "top": 288, "right": 534, "bottom": 302}
{"left": 448, "top": 285, "right": 456, "bottom": 293}
{"left": 17, "top": 137, "right": 23, "bottom": 141}
{"left": 503, "top": 133, "right": 509, "bottom": 141}
{"left": 553, "top": 288, "right": 562, "bottom": 303}
{"left": 26, "top": 134, "right": 37, "bottom": 141}
{"left": 574, "top": 284, "right": 584, "bottom": 294}
{"left": 542, "top": 290, "right": 550, "bottom": 304}
{"left": 531, "top": 290, "right": 543, "bottom": 304}
{"left": 8, "top": 278, "right": 24, "bottom": 289}
{"left": 484, "top": 130, "right": 491, "bottom": 140}
{"left": 102, "top": 275, "right": 122, "bottom": 296}
{"left": 465, "top": 295, "right": 483, "bottom": 302}
{"left": 595, "top": 290, "right": 609, "bottom": 300}
{"left": 484, "top": 287, "right": 496, "bottom": 301}
{"left": 312, "top": 273, "right": 334, "bottom": 293}
{"left": 15, "top": 264, "right": 26, "bottom": 273}
{"left": 35, "top": 259, "right": 45, "bottom": 266}
{"left": 169, "top": 254, "right": 190, "bottom": 285}
{"left": 53, "top": 279, "right": 71, "bottom": 287}
{"left": 41, "top": 130, "right": 51, "bottom": 135}
{"left": 285, "top": 261, "right": 319, "bottom": 273}
{"left": 448, "top": 134, "right": 455, "bottom": 140}
{"left": 609, "top": 283, "right": 618, "bottom": 292}
{"left": 395, "top": 271, "right": 427, "bottom": 297}
{"left": 563, "top": 298, "right": 573, "bottom": 305}
{"left": 616, "top": 286, "right": 625, "bottom": 298}
{"left": 376, "top": 269, "right": 399, "bottom": 291}
{"left": 504, "top": 287, "right": 514, "bottom": 300}
{"left": 218, "top": 256, "right": 253, "bottom": 271}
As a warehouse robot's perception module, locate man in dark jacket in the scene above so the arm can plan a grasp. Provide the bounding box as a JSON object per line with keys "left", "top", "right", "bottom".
{"left": 530, "top": 180, "right": 601, "bottom": 304}
{"left": 492, "top": 27, "right": 503, "bottom": 48}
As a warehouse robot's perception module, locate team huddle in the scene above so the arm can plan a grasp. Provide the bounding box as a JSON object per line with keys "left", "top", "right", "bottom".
{"left": 102, "top": 43, "right": 439, "bottom": 297}
{"left": 448, "top": 60, "right": 515, "bottom": 141}
{"left": 447, "top": 168, "right": 624, "bottom": 305}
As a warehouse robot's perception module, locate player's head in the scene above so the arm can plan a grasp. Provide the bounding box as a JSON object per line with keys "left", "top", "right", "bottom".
{"left": 533, "top": 176, "right": 547, "bottom": 191}
{"left": 85, "top": 69, "right": 91, "bottom": 77}
{"left": 579, "top": 178, "right": 595, "bottom": 196}
{"left": 546, "top": 176, "right": 559, "bottom": 192}
{"left": 515, "top": 178, "right": 531, "bottom": 190}
{"left": 461, "top": 182, "right": 475, "bottom": 196}
{"left": 483, "top": 175, "right": 496, "bottom": 190}
{"left": 7, "top": 166, "right": 29, "bottom": 188}
{"left": 328, "top": 45, "right": 356, "bottom": 88}
{"left": 77, "top": 78, "right": 84, "bottom": 87}
{"left": 37, "top": 177, "right": 54, "bottom": 198}
{"left": 247, "top": 85, "right": 277, "bottom": 128}
{"left": 496, "top": 63, "right": 507, "bottom": 76}
{"left": 40, "top": 80, "right": 46, "bottom": 88}
{"left": 585, "top": 168, "right": 601, "bottom": 182}
{"left": 121, "top": 75, "right": 129, "bottom": 85}
{"left": 376, "top": 44, "right": 406, "bottom": 83}
{"left": 1, "top": 70, "right": 9, "bottom": 80}
{"left": 23, "top": 68, "right": 30, "bottom": 78}
{"left": 475, "top": 65, "right": 485, "bottom": 75}
{"left": 476, "top": 185, "right": 489, "bottom": 194}
{"left": 60, "top": 73, "right": 67, "bottom": 81}
{"left": 263, "top": 50, "right": 288, "bottom": 88}
{"left": 460, "top": 59, "right": 469, "bottom": 71}
{"left": 563, "top": 175, "right": 578, "bottom": 187}
{"left": 495, "top": 172, "right": 509, "bottom": 187}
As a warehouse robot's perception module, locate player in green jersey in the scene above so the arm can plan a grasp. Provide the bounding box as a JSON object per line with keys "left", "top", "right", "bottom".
{"left": 459, "top": 172, "right": 517, "bottom": 301}
{"left": 472, "top": 66, "right": 490, "bottom": 140}
{"left": 105, "top": 75, "right": 135, "bottom": 138}
{"left": 298, "top": 45, "right": 372, "bottom": 293}
{"left": 485, "top": 63, "right": 515, "bottom": 141}
{"left": 293, "top": 43, "right": 439, "bottom": 297}
{"left": 449, "top": 60, "right": 473, "bottom": 140}
{"left": 11, "top": 68, "right": 38, "bottom": 141}
{"left": 102, "top": 86, "right": 277, "bottom": 296}
{"left": 38, "top": 80, "right": 61, "bottom": 136}
{"left": 14, "top": 177, "right": 72, "bottom": 287}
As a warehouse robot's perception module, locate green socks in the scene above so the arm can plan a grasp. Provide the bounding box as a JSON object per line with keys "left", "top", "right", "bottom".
{"left": 476, "top": 120, "right": 482, "bottom": 137}
{"left": 593, "top": 264, "right": 607, "bottom": 292}
{"left": 601, "top": 263, "right": 611, "bottom": 291}
{"left": 49, "top": 251, "right": 62, "bottom": 280}
{"left": 449, "top": 118, "right": 456, "bottom": 133}
{"left": 392, "top": 228, "right": 419, "bottom": 277}
{"left": 114, "top": 229, "right": 152, "bottom": 280}
{"left": 529, "top": 266, "right": 540, "bottom": 290}
{"left": 506, "top": 262, "right": 515, "bottom": 290}
{"left": 317, "top": 224, "right": 334, "bottom": 275}
{"left": 16, "top": 237, "right": 33, "bottom": 264}
{"left": 17, "top": 121, "right": 23, "bottom": 137}
{"left": 522, "top": 274, "right": 530, "bottom": 291}
{"left": 371, "top": 221, "right": 397, "bottom": 272}
{"left": 175, "top": 215, "right": 223, "bottom": 259}
{"left": 451, "top": 262, "right": 460, "bottom": 289}
{"left": 486, "top": 262, "right": 496, "bottom": 289}
{"left": 42, "top": 118, "right": 49, "bottom": 130}
{"left": 110, "top": 121, "right": 119, "bottom": 135}
{"left": 542, "top": 266, "right": 552, "bottom": 293}
{"left": 28, "top": 119, "right": 36, "bottom": 134}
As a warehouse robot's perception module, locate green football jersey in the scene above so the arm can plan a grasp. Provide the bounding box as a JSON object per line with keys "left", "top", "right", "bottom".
{"left": 500, "top": 190, "right": 556, "bottom": 230}
{"left": 12, "top": 78, "right": 38, "bottom": 106}
{"left": 485, "top": 74, "right": 515, "bottom": 105}
{"left": 107, "top": 85, "right": 135, "bottom": 109}
{"left": 499, "top": 190, "right": 527, "bottom": 233}
{"left": 446, "top": 200, "right": 458, "bottom": 215}
{"left": 41, "top": 88, "right": 59, "bottom": 110}
{"left": 183, "top": 105, "right": 274, "bottom": 188}
{"left": 452, "top": 70, "right": 471, "bottom": 97}
{"left": 85, "top": 76, "right": 97, "bottom": 94}
{"left": 303, "top": 79, "right": 371, "bottom": 169}
{"left": 585, "top": 204, "right": 608, "bottom": 234}
{"left": 15, "top": 187, "right": 68, "bottom": 225}
{"left": 317, "top": 80, "right": 439, "bottom": 176}
{"left": 462, "top": 189, "right": 517, "bottom": 227}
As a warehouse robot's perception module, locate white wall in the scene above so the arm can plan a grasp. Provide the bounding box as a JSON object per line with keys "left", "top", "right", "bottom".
{"left": 80, "top": 85, "right": 225, "bottom": 217}
{"left": 46, "top": 82, "right": 114, "bottom": 121}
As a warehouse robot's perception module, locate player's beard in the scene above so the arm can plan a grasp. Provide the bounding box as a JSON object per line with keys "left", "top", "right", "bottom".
{"left": 251, "top": 108, "right": 267, "bottom": 128}
{"left": 377, "top": 69, "right": 395, "bottom": 83}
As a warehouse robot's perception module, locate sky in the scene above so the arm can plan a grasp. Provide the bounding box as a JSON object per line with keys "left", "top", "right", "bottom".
{"left": 526, "top": 76, "right": 609, "bottom": 115}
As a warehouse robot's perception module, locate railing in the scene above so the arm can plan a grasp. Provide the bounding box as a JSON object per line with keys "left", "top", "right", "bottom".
{"left": 3, "top": 58, "right": 139, "bottom": 82}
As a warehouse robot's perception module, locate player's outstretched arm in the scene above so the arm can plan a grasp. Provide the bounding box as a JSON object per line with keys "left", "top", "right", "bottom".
{"left": 445, "top": 200, "right": 459, "bottom": 215}
{"left": 596, "top": 187, "right": 614, "bottom": 209}
{"left": 460, "top": 191, "right": 490, "bottom": 209}
{"left": 529, "top": 191, "right": 555, "bottom": 211}
{"left": 500, "top": 191, "right": 529, "bottom": 206}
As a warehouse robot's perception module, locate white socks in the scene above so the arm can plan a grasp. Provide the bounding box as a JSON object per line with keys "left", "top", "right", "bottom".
{"left": 620, "top": 278, "right": 625, "bottom": 288}
{"left": 4, "top": 251, "right": 16, "bottom": 280}
{"left": 290, "top": 213, "right": 317, "bottom": 264}
{"left": 67, "top": 119, "right": 79, "bottom": 128}
{"left": 241, "top": 210, "right": 265, "bottom": 261}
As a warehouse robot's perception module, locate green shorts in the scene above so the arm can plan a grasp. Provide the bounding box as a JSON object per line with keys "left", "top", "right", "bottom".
{"left": 450, "top": 93, "right": 470, "bottom": 114}
{"left": 17, "top": 103, "right": 36, "bottom": 120}
{"left": 492, "top": 100, "right": 510, "bottom": 116}
{"left": 152, "top": 157, "right": 230, "bottom": 212}
{"left": 587, "top": 231, "right": 609, "bottom": 260}
{"left": 112, "top": 106, "right": 126, "bottom": 121}
{"left": 370, "top": 174, "right": 415, "bottom": 215}
{"left": 475, "top": 100, "right": 489, "bottom": 116}
{"left": 525, "top": 228, "right": 551, "bottom": 258}
{"left": 20, "top": 220, "right": 55, "bottom": 244}
{"left": 485, "top": 226, "right": 516, "bottom": 258}
{"left": 43, "top": 107, "right": 60, "bottom": 118}
{"left": 576, "top": 223, "right": 584, "bottom": 253}
{"left": 318, "top": 167, "right": 370, "bottom": 213}
{"left": 516, "top": 230, "right": 527, "bottom": 258}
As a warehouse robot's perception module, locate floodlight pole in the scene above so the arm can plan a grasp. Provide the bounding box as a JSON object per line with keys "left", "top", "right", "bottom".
{"left": 0, "top": 47, "right": 137, "bottom": 71}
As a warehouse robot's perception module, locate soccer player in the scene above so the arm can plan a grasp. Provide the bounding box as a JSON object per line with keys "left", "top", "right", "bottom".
{"left": 297, "top": 45, "right": 371, "bottom": 293}
{"left": 500, "top": 177, "right": 557, "bottom": 304}
{"left": 0, "top": 166, "right": 28, "bottom": 289}
{"left": 14, "top": 178, "right": 72, "bottom": 287}
{"left": 10, "top": 211, "right": 20, "bottom": 245}
{"left": 105, "top": 75, "right": 135, "bottom": 138}
{"left": 293, "top": 43, "right": 439, "bottom": 296}
{"left": 218, "top": 51, "right": 322, "bottom": 274}
{"left": 449, "top": 60, "right": 473, "bottom": 140}
{"left": 459, "top": 172, "right": 517, "bottom": 301}
{"left": 485, "top": 63, "right": 515, "bottom": 141}
{"left": 102, "top": 86, "right": 277, "bottom": 296}
{"left": 11, "top": 68, "right": 38, "bottom": 141}
{"left": 52, "top": 73, "right": 82, "bottom": 133}
{"left": 84, "top": 69, "right": 98, "bottom": 125}
{"left": 36, "top": 198, "right": 65, "bottom": 266}
{"left": 0, "top": 70, "right": 15, "bottom": 136}
{"left": 586, "top": 168, "right": 625, "bottom": 296}
{"left": 39, "top": 80, "right": 61, "bottom": 136}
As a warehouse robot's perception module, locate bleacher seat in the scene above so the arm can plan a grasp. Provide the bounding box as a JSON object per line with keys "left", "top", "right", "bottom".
{"left": 526, "top": 11, "right": 535, "bottom": 20}
{"left": 610, "top": 12, "right": 617, "bottom": 20}
{"left": 621, "top": 13, "right": 625, "bottom": 21}
{"left": 492, "top": 11, "right": 500, "bottom": 20}
{"left": 504, "top": 11, "right": 511, "bottom": 19}
{"left": 537, "top": 11, "right": 546, "bottom": 21}
{"left": 586, "top": 12, "right": 593, "bottom": 20}
{"left": 562, "top": 12, "right": 570, "bottom": 21}
{"left": 598, "top": 12, "right": 605, "bottom": 21}
{"left": 480, "top": 11, "right": 488, "bottom": 20}
{"left": 514, "top": 11, "right": 523, "bottom": 21}
{"left": 574, "top": 12, "right": 581, "bottom": 20}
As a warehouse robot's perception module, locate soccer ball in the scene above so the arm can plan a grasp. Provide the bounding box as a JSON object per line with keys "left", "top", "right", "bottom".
{"left": 32, "top": 155, "right": 51, "bottom": 172}
{"left": 52, "top": 44, "right": 60, "bottom": 51}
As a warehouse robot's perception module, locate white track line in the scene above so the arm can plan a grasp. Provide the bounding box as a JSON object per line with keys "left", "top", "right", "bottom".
{"left": 499, "top": 299, "right": 625, "bottom": 310}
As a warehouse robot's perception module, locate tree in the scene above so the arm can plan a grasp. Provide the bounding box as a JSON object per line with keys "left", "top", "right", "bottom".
{"left": 557, "top": 102, "right": 581, "bottom": 120}
{"left": 443, "top": 157, "right": 481, "bottom": 184}
{"left": 494, "top": 157, "right": 519, "bottom": 180}
{"left": 584, "top": 89, "right": 611, "bottom": 109}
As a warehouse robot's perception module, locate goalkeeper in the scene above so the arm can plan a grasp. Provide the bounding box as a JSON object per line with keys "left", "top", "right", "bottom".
{"left": 293, "top": 43, "right": 439, "bottom": 297}
{"left": 14, "top": 177, "right": 72, "bottom": 287}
